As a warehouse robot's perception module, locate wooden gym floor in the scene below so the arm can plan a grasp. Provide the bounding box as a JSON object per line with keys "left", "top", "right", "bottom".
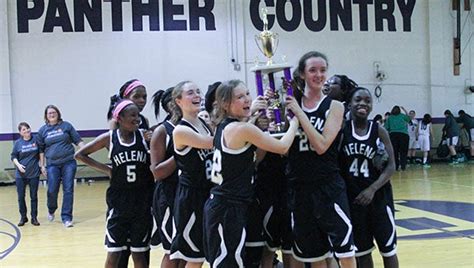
{"left": 1, "top": 162, "right": 473, "bottom": 267}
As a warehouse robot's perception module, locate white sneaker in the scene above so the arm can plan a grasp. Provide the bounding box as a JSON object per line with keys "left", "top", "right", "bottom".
{"left": 47, "top": 213, "right": 55, "bottom": 222}
{"left": 64, "top": 221, "right": 74, "bottom": 228}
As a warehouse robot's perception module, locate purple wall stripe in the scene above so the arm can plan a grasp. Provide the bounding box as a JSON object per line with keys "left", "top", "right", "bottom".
{"left": 0, "top": 117, "right": 450, "bottom": 142}
{"left": 0, "top": 129, "right": 108, "bottom": 142}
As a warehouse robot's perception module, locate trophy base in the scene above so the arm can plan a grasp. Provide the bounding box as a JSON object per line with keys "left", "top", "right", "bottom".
{"left": 250, "top": 63, "right": 293, "bottom": 74}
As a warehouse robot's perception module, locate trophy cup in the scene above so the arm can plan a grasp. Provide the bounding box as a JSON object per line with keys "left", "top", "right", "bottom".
{"left": 255, "top": 8, "right": 279, "bottom": 66}
{"left": 251, "top": 8, "right": 294, "bottom": 137}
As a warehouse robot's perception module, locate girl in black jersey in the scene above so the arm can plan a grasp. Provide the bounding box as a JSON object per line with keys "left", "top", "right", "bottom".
{"left": 169, "top": 81, "right": 214, "bottom": 268}
{"left": 149, "top": 87, "right": 184, "bottom": 268}
{"left": 285, "top": 51, "right": 356, "bottom": 268}
{"left": 107, "top": 79, "right": 152, "bottom": 141}
{"left": 339, "top": 88, "right": 399, "bottom": 268}
{"left": 106, "top": 79, "right": 152, "bottom": 267}
{"left": 75, "top": 100, "right": 154, "bottom": 268}
{"left": 203, "top": 80, "right": 299, "bottom": 268}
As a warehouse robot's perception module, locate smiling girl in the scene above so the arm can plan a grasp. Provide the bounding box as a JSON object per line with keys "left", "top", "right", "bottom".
{"left": 75, "top": 100, "right": 154, "bottom": 268}
{"left": 285, "top": 51, "right": 356, "bottom": 268}
{"left": 203, "top": 80, "right": 299, "bottom": 268}
{"left": 339, "top": 87, "right": 398, "bottom": 268}
{"left": 168, "top": 81, "right": 214, "bottom": 268}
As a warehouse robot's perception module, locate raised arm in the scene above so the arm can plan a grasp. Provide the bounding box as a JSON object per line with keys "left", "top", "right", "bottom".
{"left": 74, "top": 132, "right": 111, "bottom": 177}
{"left": 400, "top": 106, "right": 408, "bottom": 114}
{"left": 227, "top": 116, "right": 299, "bottom": 155}
{"left": 150, "top": 125, "right": 176, "bottom": 181}
{"left": 173, "top": 125, "right": 213, "bottom": 150}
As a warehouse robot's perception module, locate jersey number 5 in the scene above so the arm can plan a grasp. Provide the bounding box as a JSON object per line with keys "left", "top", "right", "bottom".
{"left": 349, "top": 159, "right": 369, "bottom": 178}
{"left": 126, "top": 165, "right": 136, "bottom": 182}
{"left": 211, "top": 149, "right": 223, "bottom": 185}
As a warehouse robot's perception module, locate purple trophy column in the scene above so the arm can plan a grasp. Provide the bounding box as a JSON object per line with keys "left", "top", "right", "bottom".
{"left": 268, "top": 73, "right": 275, "bottom": 92}
{"left": 284, "top": 68, "right": 294, "bottom": 118}
{"left": 268, "top": 73, "right": 281, "bottom": 127}
{"left": 283, "top": 68, "right": 293, "bottom": 96}
{"left": 255, "top": 70, "right": 263, "bottom": 96}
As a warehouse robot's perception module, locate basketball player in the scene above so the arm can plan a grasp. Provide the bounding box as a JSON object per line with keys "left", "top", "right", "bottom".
{"left": 149, "top": 87, "right": 184, "bottom": 268}
{"left": 75, "top": 100, "right": 154, "bottom": 268}
{"left": 418, "top": 114, "right": 433, "bottom": 167}
{"left": 285, "top": 51, "right": 356, "bottom": 268}
{"left": 107, "top": 79, "right": 152, "bottom": 141}
{"left": 407, "top": 110, "right": 419, "bottom": 164}
{"left": 322, "top": 74, "right": 358, "bottom": 120}
{"left": 339, "top": 87, "right": 399, "bottom": 268}
{"left": 106, "top": 79, "right": 152, "bottom": 267}
{"left": 169, "top": 81, "right": 214, "bottom": 268}
{"left": 203, "top": 80, "right": 299, "bottom": 268}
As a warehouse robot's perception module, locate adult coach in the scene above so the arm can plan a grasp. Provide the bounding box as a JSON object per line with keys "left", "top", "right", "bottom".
{"left": 37, "top": 105, "right": 84, "bottom": 227}
{"left": 11, "top": 122, "right": 41, "bottom": 226}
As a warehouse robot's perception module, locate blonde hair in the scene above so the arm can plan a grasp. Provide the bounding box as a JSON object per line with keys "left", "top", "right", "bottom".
{"left": 214, "top": 80, "right": 245, "bottom": 125}
{"left": 169, "top": 81, "right": 192, "bottom": 123}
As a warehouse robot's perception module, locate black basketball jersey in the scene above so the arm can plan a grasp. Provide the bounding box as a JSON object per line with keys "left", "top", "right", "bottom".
{"left": 162, "top": 120, "right": 178, "bottom": 185}
{"left": 174, "top": 118, "right": 213, "bottom": 190}
{"left": 340, "top": 120, "right": 387, "bottom": 198}
{"left": 210, "top": 118, "right": 257, "bottom": 203}
{"left": 109, "top": 129, "right": 154, "bottom": 189}
{"left": 287, "top": 96, "right": 339, "bottom": 183}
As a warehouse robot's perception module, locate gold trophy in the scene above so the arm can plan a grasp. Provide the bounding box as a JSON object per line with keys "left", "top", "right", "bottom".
{"left": 255, "top": 8, "right": 279, "bottom": 66}
{"left": 250, "top": 8, "right": 294, "bottom": 137}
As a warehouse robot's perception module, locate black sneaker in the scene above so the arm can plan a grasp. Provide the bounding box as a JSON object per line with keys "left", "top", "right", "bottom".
{"left": 31, "top": 218, "right": 40, "bottom": 226}
{"left": 18, "top": 217, "right": 28, "bottom": 226}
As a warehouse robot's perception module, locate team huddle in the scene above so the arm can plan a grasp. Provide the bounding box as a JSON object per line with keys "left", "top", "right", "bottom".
{"left": 74, "top": 51, "right": 399, "bottom": 268}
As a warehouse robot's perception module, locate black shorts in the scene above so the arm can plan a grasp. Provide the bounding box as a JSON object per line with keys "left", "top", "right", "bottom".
{"left": 105, "top": 187, "right": 153, "bottom": 252}
{"left": 151, "top": 181, "right": 177, "bottom": 252}
{"left": 349, "top": 186, "right": 397, "bottom": 257}
{"left": 289, "top": 179, "right": 355, "bottom": 262}
{"left": 169, "top": 184, "right": 209, "bottom": 262}
{"left": 257, "top": 181, "right": 292, "bottom": 253}
{"left": 245, "top": 198, "right": 265, "bottom": 248}
{"left": 203, "top": 194, "right": 248, "bottom": 268}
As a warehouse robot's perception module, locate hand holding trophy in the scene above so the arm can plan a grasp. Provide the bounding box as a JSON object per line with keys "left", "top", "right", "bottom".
{"left": 251, "top": 8, "right": 295, "bottom": 137}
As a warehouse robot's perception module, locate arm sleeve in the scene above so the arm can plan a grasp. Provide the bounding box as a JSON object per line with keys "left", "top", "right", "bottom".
{"left": 10, "top": 141, "right": 19, "bottom": 161}
{"left": 36, "top": 126, "right": 45, "bottom": 153}
{"left": 66, "top": 122, "right": 83, "bottom": 145}
{"left": 403, "top": 114, "right": 410, "bottom": 122}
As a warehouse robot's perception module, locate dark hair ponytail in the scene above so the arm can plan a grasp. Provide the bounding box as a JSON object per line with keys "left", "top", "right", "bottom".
{"left": 152, "top": 87, "right": 174, "bottom": 120}
{"left": 107, "top": 94, "right": 121, "bottom": 120}
{"left": 292, "top": 69, "right": 304, "bottom": 103}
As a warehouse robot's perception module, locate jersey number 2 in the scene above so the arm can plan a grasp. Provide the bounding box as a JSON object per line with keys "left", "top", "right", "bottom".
{"left": 126, "top": 165, "right": 136, "bottom": 182}
{"left": 211, "top": 149, "right": 223, "bottom": 185}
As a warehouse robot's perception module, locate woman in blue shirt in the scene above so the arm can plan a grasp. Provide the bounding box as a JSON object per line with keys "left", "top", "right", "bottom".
{"left": 11, "top": 122, "right": 41, "bottom": 226}
{"left": 37, "top": 105, "right": 84, "bottom": 228}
